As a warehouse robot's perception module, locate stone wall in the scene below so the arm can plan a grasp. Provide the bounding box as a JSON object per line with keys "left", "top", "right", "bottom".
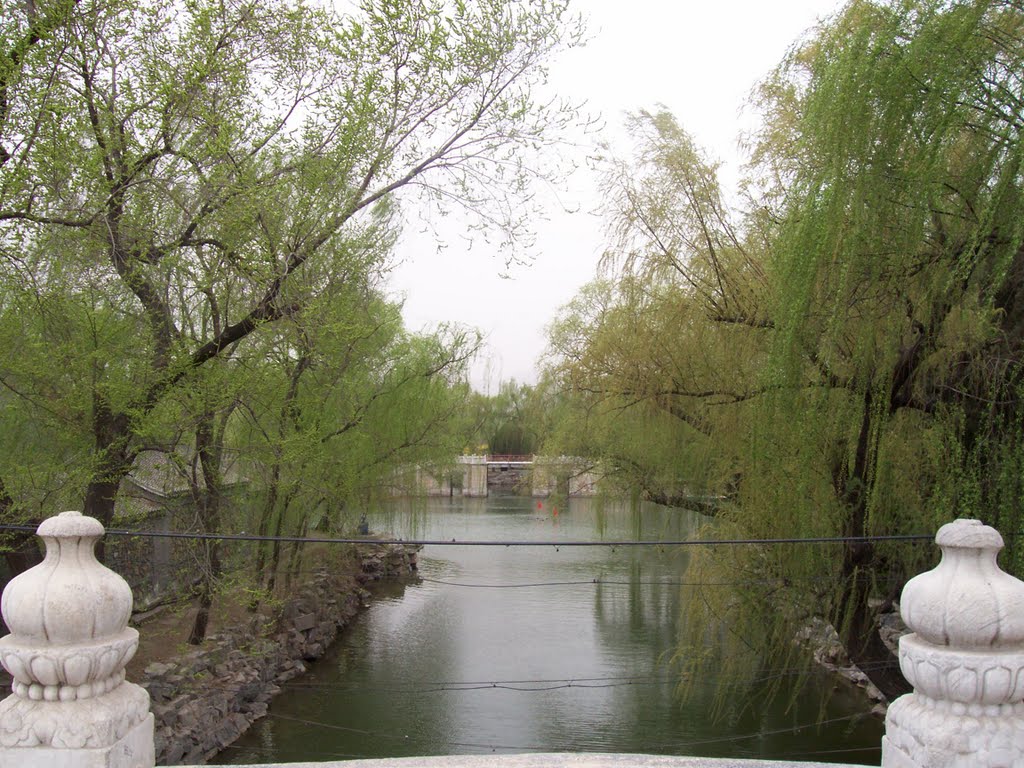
{"left": 140, "top": 544, "right": 419, "bottom": 766}
{"left": 106, "top": 508, "right": 201, "bottom": 612}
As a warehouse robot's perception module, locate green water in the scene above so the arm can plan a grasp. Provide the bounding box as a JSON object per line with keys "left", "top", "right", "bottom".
{"left": 218, "top": 496, "right": 882, "bottom": 765}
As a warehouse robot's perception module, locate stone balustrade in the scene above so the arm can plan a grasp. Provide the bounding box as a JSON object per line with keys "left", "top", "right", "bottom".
{"left": 0, "top": 511, "right": 154, "bottom": 767}
{"left": 2, "top": 512, "right": 1024, "bottom": 768}
{"left": 882, "top": 519, "right": 1024, "bottom": 767}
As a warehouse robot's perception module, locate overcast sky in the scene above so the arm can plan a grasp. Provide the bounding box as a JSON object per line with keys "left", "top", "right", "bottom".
{"left": 387, "top": 0, "right": 846, "bottom": 393}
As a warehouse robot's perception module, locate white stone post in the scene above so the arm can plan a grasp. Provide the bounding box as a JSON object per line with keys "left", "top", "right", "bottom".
{"left": 0, "top": 511, "right": 154, "bottom": 767}
{"left": 882, "top": 518, "right": 1024, "bottom": 768}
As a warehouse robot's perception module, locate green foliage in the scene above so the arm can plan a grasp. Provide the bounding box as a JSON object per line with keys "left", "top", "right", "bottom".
{"left": 545, "top": 0, "right": 1024, "bottom": 704}
{"left": 489, "top": 421, "right": 532, "bottom": 454}
{"left": 0, "top": 0, "right": 581, "bottom": 535}
{"left": 465, "top": 378, "right": 547, "bottom": 455}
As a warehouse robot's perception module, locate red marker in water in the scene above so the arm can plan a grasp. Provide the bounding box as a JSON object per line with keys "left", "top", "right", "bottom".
{"left": 552, "top": 506, "right": 558, "bottom": 517}
{"left": 537, "top": 501, "right": 543, "bottom": 510}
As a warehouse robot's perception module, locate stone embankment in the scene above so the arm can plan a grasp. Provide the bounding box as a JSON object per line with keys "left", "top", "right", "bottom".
{"left": 140, "top": 543, "right": 419, "bottom": 765}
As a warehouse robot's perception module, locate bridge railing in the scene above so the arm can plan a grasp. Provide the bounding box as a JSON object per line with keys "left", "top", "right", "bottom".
{"left": 3, "top": 514, "right": 1024, "bottom": 767}
{"left": 485, "top": 454, "right": 534, "bottom": 462}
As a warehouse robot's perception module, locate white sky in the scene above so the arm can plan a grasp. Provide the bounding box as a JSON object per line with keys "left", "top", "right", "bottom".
{"left": 387, "top": 0, "right": 846, "bottom": 393}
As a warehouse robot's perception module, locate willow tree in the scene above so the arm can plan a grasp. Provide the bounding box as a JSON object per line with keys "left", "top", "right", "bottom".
{"left": 0, "top": 0, "right": 582, "bottom": 537}
{"left": 239, "top": 284, "right": 480, "bottom": 602}
{"left": 716, "top": 0, "right": 1024, "bottom": 698}
{"left": 543, "top": 110, "right": 769, "bottom": 507}
{"left": 657, "top": 0, "right": 1024, "bottom": 701}
{"left": 545, "top": 279, "right": 738, "bottom": 505}
{"left": 547, "top": 0, "right": 1024, "bottom": 704}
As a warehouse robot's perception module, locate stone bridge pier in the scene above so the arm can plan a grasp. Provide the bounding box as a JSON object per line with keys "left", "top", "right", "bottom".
{"left": 458, "top": 454, "right": 488, "bottom": 497}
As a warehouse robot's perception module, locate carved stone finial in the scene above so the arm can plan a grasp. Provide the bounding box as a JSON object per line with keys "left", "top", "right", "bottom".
{"left": 0, "top": 511, "right": 154, "bottom": 767}
{"left": 882, "top": 518, "right": 1024, "bottom": 767}
{"left": 901, "top": 519, "right": 1024, "bottom": 649}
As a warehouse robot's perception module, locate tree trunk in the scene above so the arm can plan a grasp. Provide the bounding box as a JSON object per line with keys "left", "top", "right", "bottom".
{"left": 0, "top": 537, "right": 42, "bottom": 635}
{"left": 84, "top": 398, "right": 133, "bottom": 563}
{"left": 0, "top": 479, "right": 42, "bottom": 633}
{"left": 83, "top": 476, "right": 123, "bottom": 565}
{"left": 187, "top": 408, "right": 226, "bottom": 645}
{"left": 835, "top": 550, "right": 910, "bottom": 700}
{"left": 252, "top": 354, "right": 309, "bottom": 602}
{"left": 187, "top": 564, "right": 214, "bottom": 645}
{"left": 284, "top": 515, "right": 310, "bottom": 591}
{"left": 833, "top": 387, "right": 911, "bottom": 701}
{"left": 250, "top": 466, "right": 280, "bottom": 604}
{"left": 3, "top": 534, "right": 41, "bottom": 578}
{"left": 187, "top": 537, "right": 221, "bottom": 645}
{"left": 264, "top": 485, "right": 299, "bottom": 597}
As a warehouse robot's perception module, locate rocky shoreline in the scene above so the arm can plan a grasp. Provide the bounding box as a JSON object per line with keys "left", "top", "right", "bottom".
{"left": 795, "top": 604, "right": 908, "bottom": 717}
{"left": 139, "top": 543, "right": 419, "bottom": 765}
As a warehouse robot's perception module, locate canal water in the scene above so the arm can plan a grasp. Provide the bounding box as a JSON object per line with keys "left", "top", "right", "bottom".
{"left": 220, "top": 496, "right": 883, "bottom": 765}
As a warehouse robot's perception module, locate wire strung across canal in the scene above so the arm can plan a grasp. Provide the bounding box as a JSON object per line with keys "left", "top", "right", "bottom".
{"left": 0, "top": 523, "right": 937, "bottom": 547}
{"left": 236, "top": 710, "right": 875, "bottom": 755}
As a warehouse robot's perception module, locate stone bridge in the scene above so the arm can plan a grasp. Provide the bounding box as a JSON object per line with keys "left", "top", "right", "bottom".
{"left": 413, "top": 455, "right": 600, "bottom": 497}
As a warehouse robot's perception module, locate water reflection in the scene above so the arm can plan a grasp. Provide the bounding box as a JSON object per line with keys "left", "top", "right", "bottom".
{"left": 220, "top": 496, "right": 882, "bottom": 765}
